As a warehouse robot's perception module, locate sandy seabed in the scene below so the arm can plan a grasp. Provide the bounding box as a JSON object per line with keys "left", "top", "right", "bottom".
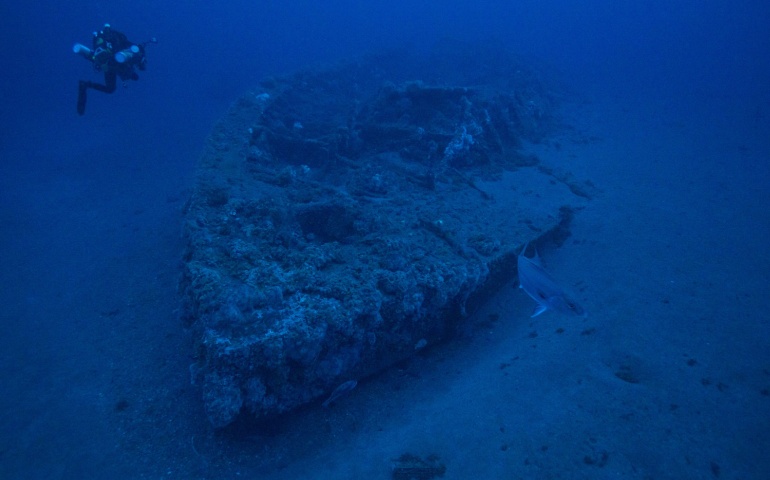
{"left": 1, "top": 85, "right": 768, "bottom": 479}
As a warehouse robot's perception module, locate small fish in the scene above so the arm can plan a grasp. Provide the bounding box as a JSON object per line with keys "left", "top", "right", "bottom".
{"left": 322, "top": 380, "right": 358, "bottom": 408}
{"left": 517, "top": 242, "right": 586, "bottom": 318}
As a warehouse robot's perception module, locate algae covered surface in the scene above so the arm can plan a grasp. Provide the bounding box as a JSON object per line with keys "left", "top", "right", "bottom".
{"left": 180, "top": 46, "right": 590, "bottom": 428}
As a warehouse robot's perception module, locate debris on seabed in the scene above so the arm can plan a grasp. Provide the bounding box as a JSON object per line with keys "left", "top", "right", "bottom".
{"left": 391, "top": 453, "right": 446, "bottom": 480}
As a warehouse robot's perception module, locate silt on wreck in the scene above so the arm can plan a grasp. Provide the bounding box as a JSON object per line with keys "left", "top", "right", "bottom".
{"left": 179, "top": 45, "right": 591, "bottom": 428}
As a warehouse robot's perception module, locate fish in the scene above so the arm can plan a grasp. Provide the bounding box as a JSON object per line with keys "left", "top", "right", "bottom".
{"left": 322, "top": 379, "right": 358, "bottom": 408}
{"left": 517, "top": 242, "right": 586, "bottom": 318}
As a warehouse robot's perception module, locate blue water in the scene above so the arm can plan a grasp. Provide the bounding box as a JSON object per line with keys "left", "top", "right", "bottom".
{"left": 1, "top": 1, "right": 769, "bottom": 478}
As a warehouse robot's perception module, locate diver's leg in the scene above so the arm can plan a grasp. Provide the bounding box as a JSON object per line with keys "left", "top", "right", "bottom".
{"left": 104, "top": 72, "right": 117, "bottom": 93}
{"left": 77, "top": 72, "right": 118, "bottom": 115}
{"left": 77, "top": 80, "right": 88, "bottom": 115}
{"left": 86, "top": 72, "right": 117, "bottom": 93}
{"left": 78, "top": 72, "right": 117, "bottom": 115}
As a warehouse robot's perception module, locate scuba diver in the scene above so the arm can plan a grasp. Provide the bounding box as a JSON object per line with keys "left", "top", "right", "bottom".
{"left": 73, "top": 24, "right": 157, "bottom": 115}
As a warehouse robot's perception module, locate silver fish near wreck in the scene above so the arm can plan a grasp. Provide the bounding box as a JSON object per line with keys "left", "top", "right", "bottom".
{"left": 517, "top": 242, "right": 586, "bottom": 318}
{"left": 322, "top": 380, "right": 358, "bottom": 408}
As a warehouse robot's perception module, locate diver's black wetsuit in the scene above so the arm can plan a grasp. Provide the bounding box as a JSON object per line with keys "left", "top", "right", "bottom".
{"left": 76, "top": 26, "right": 146, "bottom": 115}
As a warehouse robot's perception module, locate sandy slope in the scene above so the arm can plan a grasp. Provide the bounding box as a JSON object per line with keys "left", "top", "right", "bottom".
{"left": 212, "top": 93, "right": 770, "bottom": 480}
{"left": 1, "top": 88, "right": 768, "bottom": 479}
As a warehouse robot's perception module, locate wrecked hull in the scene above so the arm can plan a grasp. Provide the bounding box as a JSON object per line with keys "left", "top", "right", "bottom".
{"left": 180, "top": 48, "right": 589, "bottom": 428}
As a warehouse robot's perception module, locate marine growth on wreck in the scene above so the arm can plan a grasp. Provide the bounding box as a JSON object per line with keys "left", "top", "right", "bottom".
{"left": 180, "top": 45, "right": 589, "bottom": 428}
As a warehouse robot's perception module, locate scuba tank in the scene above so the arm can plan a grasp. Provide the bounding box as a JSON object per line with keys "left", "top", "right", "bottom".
{"left": 72, "top": 43, "right": 93, "bottom": 60}
{"left": 114, "top": 45, "right": 141, "bottom": 65}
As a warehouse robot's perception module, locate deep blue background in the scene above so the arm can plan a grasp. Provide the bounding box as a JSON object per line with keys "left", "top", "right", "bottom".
{"left": 1, "top": 0, "right": 768, "bottom": 154}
